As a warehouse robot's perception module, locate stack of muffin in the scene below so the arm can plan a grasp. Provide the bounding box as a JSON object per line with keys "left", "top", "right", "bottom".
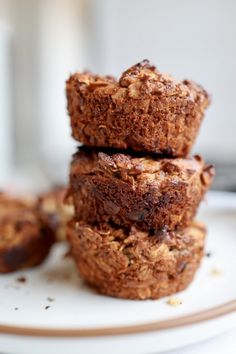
{"left": 66, "top": 60, "right": 214, "bottom": 300}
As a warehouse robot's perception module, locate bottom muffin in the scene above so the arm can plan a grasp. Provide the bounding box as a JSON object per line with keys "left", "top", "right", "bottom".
{"left": 0, "top": 193, "right": 55, "bottom": 273}
{"left": 67, "top": 220, "right": 206, "bottom": 300}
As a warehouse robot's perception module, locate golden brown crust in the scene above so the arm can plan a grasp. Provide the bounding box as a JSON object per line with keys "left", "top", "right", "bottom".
{"left": 66, "top": 60, "right": 210, "bottom": 156}
{"left": 0, "top": 193, "right": 55, "bottom": 273}
{"left": 37, "top": 186, "right": 74, "bottom": 241}
{"left": 67, "top": 220, "right": 206, "bottom": 300}
{"left": 70, "top": 148, "right": 214, "bottom": 231}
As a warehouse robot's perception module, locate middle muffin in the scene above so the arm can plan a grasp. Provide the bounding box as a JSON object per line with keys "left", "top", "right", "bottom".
{"left": 70, "top": 147, "right": 214, "bottom": 231}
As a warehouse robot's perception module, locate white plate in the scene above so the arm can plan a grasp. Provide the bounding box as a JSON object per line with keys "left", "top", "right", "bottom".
{"left": 0, "top": 191, "right": 236, "bottom": 354}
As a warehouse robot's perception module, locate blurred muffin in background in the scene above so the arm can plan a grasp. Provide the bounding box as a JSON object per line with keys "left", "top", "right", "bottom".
{"left": 0, "top": 192, "right": 55, "bottom": 273}
{"left": 37, "top": 186, "right": 74, "bottom": 241}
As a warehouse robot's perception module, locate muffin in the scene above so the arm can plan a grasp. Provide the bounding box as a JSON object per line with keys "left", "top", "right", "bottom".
{"left": 66, "top": 60, "right": 209, "bottom": 156}
{"left": 0, "top": 193, "right": 55, "bottom": 273}
{"left": 67, "top": 219, "right": 206, "bottom": 300}
{"left": 37, "top": 186, "right": 74, "bottom": 241}
{"left": 70, "top": 148, "right": 214, "bottom": 231}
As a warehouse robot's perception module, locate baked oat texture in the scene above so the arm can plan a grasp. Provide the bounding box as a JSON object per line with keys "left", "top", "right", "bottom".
{"left": 66, "top": 60, "right": 210, "bottom": 156}
{"left": 37, "top": 186, "right": 74, "bottom": 241}
{"left": 70, "top": 148, "right": 214, "bottom": 231}
{"left": 0, "top": 193, "right": 55, "bottom": 273}
{"left": 67, "top": 220, "right": 206, "bottom": 300}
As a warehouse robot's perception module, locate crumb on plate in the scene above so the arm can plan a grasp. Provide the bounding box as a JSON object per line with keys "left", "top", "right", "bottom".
{"left": 205, "top": 251, "right": 212, "bottom": 258}
{"left": 16, "top": 276, "right": 27, "bottom": 283}
{"left": 210, "top": 267, "right": 222, "bottom": 276}
{"left": 47, "top": 297, "right": 55, "bottom": 302}
{"left": 166, "top": 297, "right": 183, "bottom": 307}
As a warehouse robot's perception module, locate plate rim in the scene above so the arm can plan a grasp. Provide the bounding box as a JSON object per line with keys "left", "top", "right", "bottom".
{"left": 0, "top": 300, "right": 235, "bottom": 337}
{"left": 0, "top": 191, "right": 236, "bottom": 338}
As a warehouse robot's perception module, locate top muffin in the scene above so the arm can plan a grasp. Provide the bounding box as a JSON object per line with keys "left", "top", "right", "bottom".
{"left": 66, "top": 60, "right": 209, "bottom": 156}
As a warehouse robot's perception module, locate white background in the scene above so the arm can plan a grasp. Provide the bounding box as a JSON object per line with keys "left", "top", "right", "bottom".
{"left": 0, "top": 0, "right": 236, "bottom": 186}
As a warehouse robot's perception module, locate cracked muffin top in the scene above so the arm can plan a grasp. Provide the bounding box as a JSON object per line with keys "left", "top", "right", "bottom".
{"left": 71, "top": 148, "right": 214, "bottom": 188}
{"left": 66, "top": 60, "right": 210, "bottom": 156}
